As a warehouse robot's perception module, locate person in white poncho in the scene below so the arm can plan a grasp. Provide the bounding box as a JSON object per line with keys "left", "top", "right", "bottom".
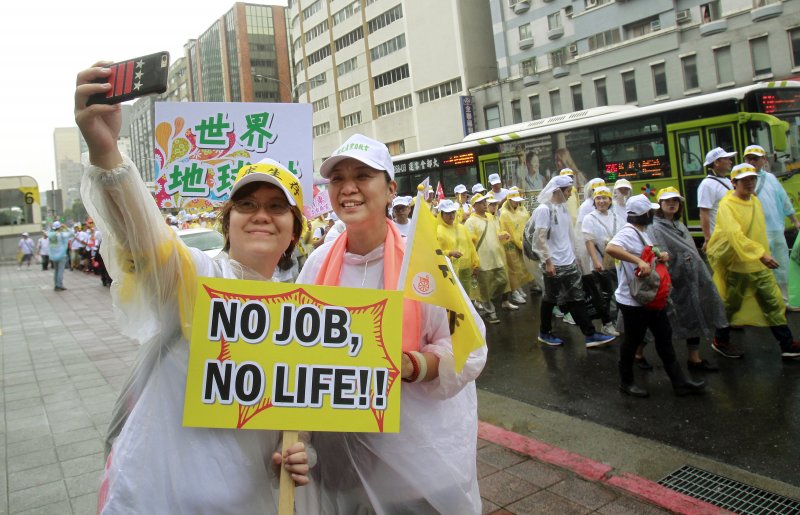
{"left": 75, "top": 62, "right": 312, "bottom": 514}
{"left": 297, "top": 133, "right": 488, "bottom": 514}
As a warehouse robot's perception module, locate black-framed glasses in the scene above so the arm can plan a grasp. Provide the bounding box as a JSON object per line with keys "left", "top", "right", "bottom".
{"left": 232, "top": 199, "right": 291, "bottom": 215}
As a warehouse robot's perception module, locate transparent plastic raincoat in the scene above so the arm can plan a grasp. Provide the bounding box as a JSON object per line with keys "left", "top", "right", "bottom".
{"left": 437, "top": 211, "right": 480, "bottom": 297}
{"left": 531, "top": 176, "right": 579, "bottom": 267}
{"left": 707, "top": 191, "right": 785, "bottom": 326}
{"left": 499, "top": 200, "right": 533, "bottom": 290}
{"left": 82, "top": 157, "right": 310, "bottom": 514}
{"left": 648, "top": 216, "right": 728, "bottom": 339}
{"left": 296, "top": 239, "right": 487, "bottom": 514}
{"left": 756, "top": 169, "right": 795, "bottom": 290}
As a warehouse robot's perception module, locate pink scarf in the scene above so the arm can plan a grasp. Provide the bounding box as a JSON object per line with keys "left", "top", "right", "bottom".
{"left": 314, "top": 222, "right": 422, "bottom": 352}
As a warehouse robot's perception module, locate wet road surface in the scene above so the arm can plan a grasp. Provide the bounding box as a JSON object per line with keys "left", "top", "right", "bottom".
{"left": 476, "top": 293, "right": 800, "bottom": 488}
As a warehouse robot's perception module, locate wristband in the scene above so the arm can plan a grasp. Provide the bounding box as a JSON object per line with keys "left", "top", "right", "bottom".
{"left": 402, "top": 351, "right": 420, "bottom": 383}
{"left": 411, "top": 351, "right": 427, "bottom": 383}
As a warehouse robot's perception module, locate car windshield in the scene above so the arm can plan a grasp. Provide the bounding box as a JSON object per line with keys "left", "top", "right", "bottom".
{"left": 180, "top": 231, "right": 225, "bottom": 252}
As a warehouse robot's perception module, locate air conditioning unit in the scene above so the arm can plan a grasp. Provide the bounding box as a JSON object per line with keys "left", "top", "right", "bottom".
{"left": 564, "top": 5, "right": 573, "bottom": 17}
{"left": 586, "top": 0, "right": 598, "bottom": 7}
{"left": 650, "top": 20, "right": 662, "bottom": 31}
{"left": 568, "top": 43, "right": 578, "bottom": 56}
{"left": 676, "top": 9, "right": 691, "bottom": 23}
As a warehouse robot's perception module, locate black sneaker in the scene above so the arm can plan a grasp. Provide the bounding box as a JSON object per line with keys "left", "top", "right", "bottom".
{"left": 781, "top": 341, "right": 800, "bottom": 360}
{"left": 712, "top": 338, "right": 744, "bottom": 359}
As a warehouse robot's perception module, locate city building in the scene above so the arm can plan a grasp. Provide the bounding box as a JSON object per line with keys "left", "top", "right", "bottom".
{"left": 474, "top": 0, "right": 800, "bottom": 131}
{"left": 287, "top": 0, "right": 497, "bottom": 170}
{"left": 52, "top": 127, "right": 86, "bottom": 210}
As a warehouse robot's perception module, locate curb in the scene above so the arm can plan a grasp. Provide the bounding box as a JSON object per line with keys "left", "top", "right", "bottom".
{"left": 478, "top": 421, "right": 732, "bottom": 515}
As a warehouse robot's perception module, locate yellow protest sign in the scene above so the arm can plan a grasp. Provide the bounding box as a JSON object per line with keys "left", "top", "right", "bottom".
{"left": 183, "top": 278, "right": 403, "bottom": 433}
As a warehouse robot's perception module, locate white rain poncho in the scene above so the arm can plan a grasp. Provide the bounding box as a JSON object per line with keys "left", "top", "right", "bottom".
{"left": 82, "top": 157, "right": 317, "bottom": 514}
{"left": 576, "top": 178, "right": 606, "bottom": 225}
{"left": 532, "top": 176, "right": 580, "bottom": 268}
{"left": 575, "top": 178, "right": 606, "bottom": 272}
{"left": 756, "top": 169, "right": 795, "bottom": 292}
{"left": 296, "top": 241, "right": 487, "bottom": 514}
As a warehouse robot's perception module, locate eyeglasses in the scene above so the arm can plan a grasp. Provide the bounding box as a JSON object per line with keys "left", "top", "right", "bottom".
{"left": 232, "top": 198, "right": 291, "bottom": 215}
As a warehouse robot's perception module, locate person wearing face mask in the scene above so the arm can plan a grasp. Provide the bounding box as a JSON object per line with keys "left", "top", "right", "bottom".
{"left": 533, "top": 175, "right": 616, "bottom": 348}
{"left": 74, "top": 62, "right": 312, "bottom": 513}
{"left": 647, "top": 187, "right": 728, "bottom": 372}
{"left": 606, "top": 195, "right": 706, "bottom": 398}
{"left": 707, "top": 164, "right": 800, "bottom": 361}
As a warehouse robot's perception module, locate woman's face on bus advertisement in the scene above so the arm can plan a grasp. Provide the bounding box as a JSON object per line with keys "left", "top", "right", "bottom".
{"left": 227, "top": 184, "right": 295, "bottom": 264}
{"left": 594, "top": 195, "right": 611, "bottom": 212}
{"left": 527, "top": 153, "right": 540, "bottom": 175}
{"left": 660, "top": 198, "right": 681, "bottom": 217}
{"left": 327, "top": 158, "right": 396, "bottom": 229}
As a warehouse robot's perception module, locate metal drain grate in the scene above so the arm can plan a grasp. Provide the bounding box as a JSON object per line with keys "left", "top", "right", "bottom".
{"left": 658, "top": 465, "right": 800, "bottom": 514}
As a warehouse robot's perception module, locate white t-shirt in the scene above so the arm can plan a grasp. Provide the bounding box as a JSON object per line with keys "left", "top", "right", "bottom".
{"left": 393, "top": 220, "right": 410, "bottom": 238}
{"left": 532, "top": 202, "right": 574, "bottom": 266}
{"left": 581, "top": 210, "right": 619, "bottom": 253}
{"left": 489, "top": 187, "right": 510, "bottom": 203}
{"left": 609, "top": 223, "right": 652, "bottom": 307}
{"left": 697, "top": 175, "right": 732, "bottom": 234}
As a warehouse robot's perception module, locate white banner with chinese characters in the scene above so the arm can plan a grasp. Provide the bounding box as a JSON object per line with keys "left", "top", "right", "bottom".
{"left": 153, "top": 102, "right": 312, "bottom": 213}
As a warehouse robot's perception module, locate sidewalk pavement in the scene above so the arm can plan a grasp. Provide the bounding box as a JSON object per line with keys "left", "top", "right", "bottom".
{"left": 1, "top": 262, "right": 726, "bottom": 514}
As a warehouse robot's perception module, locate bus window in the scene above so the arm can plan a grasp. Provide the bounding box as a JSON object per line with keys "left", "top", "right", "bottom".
{"left": 678, "top": 132, "right": 704, "bottom": 176}
{"left": 706, "top": 125, "right": 735, "bottom": 155}
{"left": 441, "top": 165, "right": 479, "bottom": 196}
{"left": 599, "top": 117, "right": 668, "bottom": 182}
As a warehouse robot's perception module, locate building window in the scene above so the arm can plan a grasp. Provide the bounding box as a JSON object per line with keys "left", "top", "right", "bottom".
{"left": 624, "top": 17, "right": 660, "bottom": 39}
{"left": 548, "top": 12, "right": 562, "bottom": 31}
{"left": 570, "top": 84, "right": 583, "bottom": 111}
{"left": 370, "top": 34, "right": 406, "bottom": 61}
{"left": 307, "top": 45, "right": 331, "bottom": 66}
{"left": 313, "top": 122, "right": 330, "bottom": 137}
{"left": 549, "top": 89, "right": 562, "bottom": 115}
{"left": 332, "top": 0, "right": 360, "bottom": 26}
{"left": 418, "top": 78, "right": 462, "bottom": 104}
{"left": 373, "top": 64, "right": 410, "bottom": 89}
{"left": 485, "top": 105, "right": 501, "bottom": 129}
{"left": 336, "top": 56, "right": 358, "bottom": 76}
{"left": 529, "top": 95, "right": 541, "bottom": 119}
{"left": 681, "top": 55, "right": 699, "bottom": 90}
{"left": 549, "top": 48, "right": 566, "bottom": 68}
{"left": 651, "top": 63, "right": 667, "bottom": 97}
{"left": 305, "top": 19, "right": 328, "bottom": 43}
{"left": 334, "top": 27, "right": 364, "bottom": 51}
{"left": 622, "top": 71, "right": 637, "bottom": 103}
{"left": 521, "top": 58, "right": 536, "bottom": 76}
{"left": 368, "top": 4, "right": 403, "bottom": 34}
{"left": 790, "top": 29, "right": 800, "bottom": 68}
{"left": 302, "top": 0, "right": 321, "bottom": 20}
{"left": 700, "top": 1, "right": 720, "bottom": 23}
{"left": 519, "top": 23, "right": 532, "bottom": 40}
{"left": 588, "top": 29, "right": 621, "bottom": 51}
{"left": 511, "top": 100, "right": 522, "bottom": 123}
{"left": 750, "top": 37, "right": 772, "bottom": 77}
{"left": 342, "top": 111, "right": 362, "bottom": 128}
{"left": 312, "top": 97, "right": 329, "bottom": 112}
{"left": 377, "top": 95, "right": 413, "bottom": 117}
{"left": 595, "top": 77, "right": 608, "bottom": 106}
{"left": 386, "top": 140, "right": 405, "bottom": 155}
{"left": 714, "top": 46, "right": 734, "bottom": 84}
{"left": 339, "top": 84, "right": 361, "bottom": 102}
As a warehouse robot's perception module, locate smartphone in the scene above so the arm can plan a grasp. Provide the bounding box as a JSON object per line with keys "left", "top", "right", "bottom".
{"left": 87, "top": 51, "right": 170, "bottom": 105}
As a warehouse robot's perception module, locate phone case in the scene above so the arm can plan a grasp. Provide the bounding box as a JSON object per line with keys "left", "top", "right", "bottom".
{"left": 87, "top": 51, "right": 170, "bottom": 105}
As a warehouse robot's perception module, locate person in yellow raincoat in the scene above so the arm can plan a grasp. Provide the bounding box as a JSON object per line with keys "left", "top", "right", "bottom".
{"left": 499, "top": 191, "right": 533, "bottom": 305}
{"left": 464, "top": 193, "right": 512, "bottom": 323}
{"left": 437, "top": 199, "right": 480, "bottom": 300}
{"left": 707, "top": 164, "right": 800, "bottom": 360}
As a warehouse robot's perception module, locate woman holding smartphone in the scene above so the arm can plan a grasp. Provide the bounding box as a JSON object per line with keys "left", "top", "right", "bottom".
{"left": 296, "top": 134, "right": 487, "bottom": 514}
{"left": 75, "top": 62, "right": 312, "bottom": 513}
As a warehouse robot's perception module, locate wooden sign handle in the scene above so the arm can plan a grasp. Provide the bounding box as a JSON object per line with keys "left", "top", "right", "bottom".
{"left": 277, "top": 430, "right": 299, "bottom": 515}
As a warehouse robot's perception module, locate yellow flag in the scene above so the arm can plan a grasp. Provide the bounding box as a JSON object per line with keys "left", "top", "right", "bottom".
{"left": 398, "top": 185, "right": 485, "bottom": 372}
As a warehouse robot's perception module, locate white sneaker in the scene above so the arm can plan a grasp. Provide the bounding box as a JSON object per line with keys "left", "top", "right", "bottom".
{"left": 501, "top": 300, "right": 519, "bottom": 310}
{"left": 602, "top": 322, "right": 620, "bottom": 336}
{"left": 553, "top": 306, "right": 564, "bottom": 318}
{"left": 563, "top": 312, "right": 576, "bottom": 325}
{"left": 511, "top": 291, "right": 526, "bottom": 304}
{"left": 516, "top": 288, "right": 528, "bottom": 299}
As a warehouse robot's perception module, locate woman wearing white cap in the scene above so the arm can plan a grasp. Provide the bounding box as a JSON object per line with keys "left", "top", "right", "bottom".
{"left": 437, "top": 199, "right": 480, "bottom": 299}
{"left": 453, "top": 184, "right": 472, "bottom": 222}
{"left": 500, "top": 191, "right": 534, "bottom": 305}
{"left": 75, "top": 63, "right": 312, "bottom": 513}
{"left": 606, "top": 194, "right": 706, "bottom": 397}
{"left": 296, "top": 133, "right": 487, "bottom": 514}
{"left": 647, "top": 187, "right": 728, "bottom": 371}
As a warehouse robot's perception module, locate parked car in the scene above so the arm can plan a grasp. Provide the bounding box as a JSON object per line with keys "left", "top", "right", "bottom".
{"left": 176, "top": 228, "right": 224, "bottom": 258}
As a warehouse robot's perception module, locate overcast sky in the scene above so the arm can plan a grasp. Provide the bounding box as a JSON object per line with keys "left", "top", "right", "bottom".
{"left": 0, "top": 1, "right": 287, "bottom": 189}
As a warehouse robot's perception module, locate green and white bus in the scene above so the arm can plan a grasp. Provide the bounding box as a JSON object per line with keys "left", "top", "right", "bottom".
{"left": 392, "top": 81, "right": 800, "bottom": 237}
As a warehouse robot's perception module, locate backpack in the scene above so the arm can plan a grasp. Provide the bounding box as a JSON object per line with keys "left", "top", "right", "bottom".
{"left": 624, "top": 230, "right": 672, "bottom": 310}
{"left": 522, "top": 206, "right": 554, "bottom": 261}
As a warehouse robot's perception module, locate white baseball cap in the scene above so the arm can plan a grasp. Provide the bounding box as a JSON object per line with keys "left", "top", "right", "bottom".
{"left": 743, "top": 145, "right": 766, "bottom": 157}
{"left": 488, "top": 173, "right": 502, "bottom": 185}
{"left": 730, "top": 163, "right": 758, "bottom": 181}
{"left": 471, "top": 183, "right": 486, "bottom": 194}
{"left": 554, "top": 175, "right": 574, "bottom": 189}
{"left": 438, "top": 199, "right": 459, "bottom": 213}
{"left": 626, "top": 194, "right": 660, "bottom": 216}
{"left": 487, "top": 196, "right": 500, "bottom": 204}
{"left": 319, "top": 134, "right": 394, "bottom": 179}
{"left": 471, "top": 192, "right": 489, "bottom": 204}
{"left": 613, "top": 179, "right": 632, "bottom": 191}
{"left": 392, "top": 196, "right": 411, "bottom": 208}
{"left": 52, "top": 221, "right": 62, "bottom": 229}
{"left": 453, "top": 184, "right": 467, "bottom": 194}
{"left": 704, "top": 147, "right": 736, "bottom": 167}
